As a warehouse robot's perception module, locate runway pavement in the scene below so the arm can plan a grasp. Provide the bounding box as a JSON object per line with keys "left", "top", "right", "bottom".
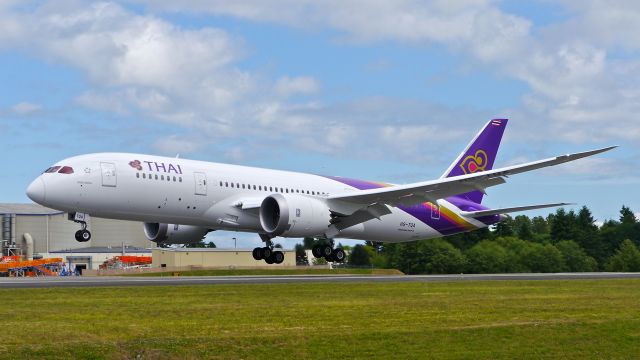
{"left": 1, "top": 272, "right": 640, "bottom": 288}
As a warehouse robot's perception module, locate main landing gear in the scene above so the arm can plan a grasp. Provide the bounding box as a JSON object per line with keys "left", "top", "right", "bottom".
{"left": 252, "top": 234, "right": 284, "bottom": 264}
{"left": 312, "top": 240, "right": 346, "bottom": 263}
{"left": 70, "top": 212, "right": 91, "bottom": 242}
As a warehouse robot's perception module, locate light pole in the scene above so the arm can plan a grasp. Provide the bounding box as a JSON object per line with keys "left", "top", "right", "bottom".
{"left": 233, "top": 237, "right": 236, "bottom": 249}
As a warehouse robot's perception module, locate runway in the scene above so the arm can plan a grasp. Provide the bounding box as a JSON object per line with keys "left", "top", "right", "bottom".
{"left": 1, "top": 272, "right": 640, "bottom": 288}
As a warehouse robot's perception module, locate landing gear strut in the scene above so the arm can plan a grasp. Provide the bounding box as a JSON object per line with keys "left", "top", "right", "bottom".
{"left": 312, "top": 239, "right": 345, "bottom": 263}
{"left": 252, "top": 234, "right": 284, "bottom": 264}
{"left": 70, "top": 213, "right": 91, "bottom": 242}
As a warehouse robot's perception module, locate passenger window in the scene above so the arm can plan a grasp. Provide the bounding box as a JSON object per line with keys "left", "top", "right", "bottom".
{"left": 179, "top": 177, "right": 182, "bottom": 182}
{"left": 242, "top": 184, "right": 245, "bottom": 189}
{"left": 225, "top": 182, "right": 228, "bottom": 187}
{"left": 231, "top": 183, "right": 234, "bottom": 188}
{"left": 219, "top": 181, "right": 223, "bottom": 186}
{"left": 58, "top": 166, "right": 74, "bottom": 174}
{"left": 253, "top": 185, "right": 256, "bottom": 190}
{"left": 142, "top": 173, "right": 146, "bottom": 179}
{"left": 173, "top": 176, "right": 176, "bottom": 182}
{"left": 259, "top": 186, "right": 262, "bottom": 190}
{"left": 236, "top": 183, "right": 239, "bottom": 188}
{"left": 280, "top": 188, "right": 283, "bottom": 193}
{"left": 155, "top": 174, "right": 158, "bottom": 180}
{"left": 136, "top": 173, "right": 140, "bottom": 178}
{"left": 161, "top": 175, "right": 164, "bottom": 180}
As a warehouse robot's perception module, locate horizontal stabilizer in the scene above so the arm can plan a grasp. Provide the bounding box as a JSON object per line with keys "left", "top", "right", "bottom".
{"left": 460, "top": 202, "right": 573, "bottom": 218}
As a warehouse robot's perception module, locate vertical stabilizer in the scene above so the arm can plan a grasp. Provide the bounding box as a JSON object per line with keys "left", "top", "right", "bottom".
{"left": 441, "top": 118, "right": 508, "bottom": 203}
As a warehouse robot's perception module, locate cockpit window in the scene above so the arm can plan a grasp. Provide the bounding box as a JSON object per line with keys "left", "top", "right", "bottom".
{"left": 44, "top": 166, "right": 61, "bottom": 173}
{"left": 58, "top": 166, "right": 74, "bottom": 174}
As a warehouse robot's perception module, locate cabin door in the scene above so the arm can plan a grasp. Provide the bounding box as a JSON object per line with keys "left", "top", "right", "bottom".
{"left": 194, "top": 172, "right": 207, "bottom": 195}
{"left": 100, "top": 162, "right": 117, "bottom": 187}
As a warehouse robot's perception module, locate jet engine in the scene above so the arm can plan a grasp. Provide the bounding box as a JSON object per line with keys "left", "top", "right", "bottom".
{"left": 143, "top": 223, "right": 210, "bottom": 244}
{"left": 259, "top": 194, "right": 331, "bottom": 237}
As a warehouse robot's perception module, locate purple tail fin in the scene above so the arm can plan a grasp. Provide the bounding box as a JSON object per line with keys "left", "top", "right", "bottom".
{"left": 441, "top": 118, "right": 508, "bottom": 204}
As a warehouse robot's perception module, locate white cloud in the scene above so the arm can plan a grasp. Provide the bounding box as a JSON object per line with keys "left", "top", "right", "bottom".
{"left": 274, "top": 76, "right": 319, "bottom": 97}
{"left": 11, "top": 102, "right": 42, "bottom": 115}
{"left": 152, "top": 135, "right": 204, "bottom": 155}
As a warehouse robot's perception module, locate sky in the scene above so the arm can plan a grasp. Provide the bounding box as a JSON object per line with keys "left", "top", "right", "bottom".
{"left": 1, "top": 0, "right": 639, "bottom": 249}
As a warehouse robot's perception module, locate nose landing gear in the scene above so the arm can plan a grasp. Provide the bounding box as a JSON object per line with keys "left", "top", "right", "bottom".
{"left": 70, "top": 212, "right": 91, "bottom": 242}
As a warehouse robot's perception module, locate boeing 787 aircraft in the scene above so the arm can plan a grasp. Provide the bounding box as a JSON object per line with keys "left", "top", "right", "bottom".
{"left": 26, "top": 119, "right": 614, "bottom": 264}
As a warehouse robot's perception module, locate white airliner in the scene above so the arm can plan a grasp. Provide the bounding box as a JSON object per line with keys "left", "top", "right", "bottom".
{"left": 26, "top": 119, "right": 614, "bottom": 264}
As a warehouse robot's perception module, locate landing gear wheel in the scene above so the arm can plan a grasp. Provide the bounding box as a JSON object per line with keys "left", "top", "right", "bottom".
{"left": 264, "top": 254, "right": 275, "bottom": 264}
{"left": 81, "top": 230, "right": 91, "bottom": 242}
{"left": 262, "top": 247, "right": 272, "bottom": 259}
{"left": 332, "top": 248, "right": 346, "bottom": 263}
{"left": 321, "top": 245, "right": 333, "bottom": 258}
{"left": 75, "top": 229, "right": 91, "bottom": 242}
{"left": 273, "top": 251, "right": 285, "bottom": 264}
{"left": 252, "top": 247, "right": 263, "bottom": 260}
{"left": 312, "top": 245, "right": 322, "bottom": 258}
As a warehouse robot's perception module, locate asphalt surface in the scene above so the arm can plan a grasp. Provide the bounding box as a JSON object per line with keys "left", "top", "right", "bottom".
{"left": 1, "top": 272, "right": 640, "bottom": 288}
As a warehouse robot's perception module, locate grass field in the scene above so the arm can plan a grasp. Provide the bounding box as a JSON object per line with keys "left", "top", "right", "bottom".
{"left": 133, "top": 268, "right": 403, "bottom": 276}
{"left": 1, "top": 279, "right": 639, "bottom": 359}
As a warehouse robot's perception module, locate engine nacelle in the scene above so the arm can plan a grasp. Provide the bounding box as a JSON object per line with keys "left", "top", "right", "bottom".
{"left": 143, "top": 223, "right": 210, "bottom": 244}
{"left": 259, "top": 194, "right": 331, "bottom": 237}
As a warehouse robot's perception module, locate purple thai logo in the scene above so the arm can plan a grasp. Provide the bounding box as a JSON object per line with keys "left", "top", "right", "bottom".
{"left": 129, "top": 160, "right": 143, "bottom": 171}
{"left": 129, "top": 159, "right": 183, "bottom": 174}
{"left": 459, "top": 150, "right": 488, "bottom": 174}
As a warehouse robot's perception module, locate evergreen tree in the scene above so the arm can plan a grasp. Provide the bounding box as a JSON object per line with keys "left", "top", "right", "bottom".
{"left": 348, "top": 244, "right": 371, "bottom": 266}
{"left": 550, "top": 208, "right": 578, "bottom": 242}
{"left": 465, "top": 240, "right": 509, "bottom": 273}
{"left": 619, "top": 206, "right": 637, "bottom": 225}
{"left": 295, "top": 243, "right": 308, "bottom": 265}
{"left": 531, "top": 216, "right": 549, "bottom": 235}
{"left": 513, "top": 215, "right": 534, "bottom": 241}
{"left": 574, "top": 206, "right": 605, "bottom": 263}
{"left": 555, "top": 240, "right": 598, "bottom": 272}
{"left": 419, "top": 239, "right": 467, "bottom": 274}
{"left": 494, "top": 217, "right": 514, "bottom": 237}
{"left": 605, "top": 239, "right": 640, "bottom": 272}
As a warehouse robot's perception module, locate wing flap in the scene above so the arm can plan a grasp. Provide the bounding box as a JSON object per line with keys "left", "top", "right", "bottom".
{"left": 460, "top": 202, "right": 572, "bottom": 218}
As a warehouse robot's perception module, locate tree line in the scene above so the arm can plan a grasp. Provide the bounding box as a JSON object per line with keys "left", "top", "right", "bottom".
{"left": 297, "top": 205, "right": 640, "bottom": 274}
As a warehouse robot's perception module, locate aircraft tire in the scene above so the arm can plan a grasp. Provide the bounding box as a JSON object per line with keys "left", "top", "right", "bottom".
{"left": 321, "top": 245, "right": 333, "bottom": 258}
{"left": 312, "top": 245, "right": 322, "bottom": 258}
{"left": 273, "top": 251, "right": 284, "bottom": 264}
{"left": 81, "top": 230, "right": 91, "bottom": 242}
{"left": 332, "top": 248, "right": 346, "bottom": 263}
{"left": 264, "top": 255, "right": 275, "bottom": 264}
{"left": 262, "top": 247, "right": 272, "bottom": 259}
{"left": 252, "top": 247, "right": 263, "bottom": 260}
{"left": 75, "top": 230, "right": 83, "bottom": 242}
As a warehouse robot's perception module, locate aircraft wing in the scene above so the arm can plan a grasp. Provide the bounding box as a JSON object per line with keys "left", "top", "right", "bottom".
{"left": 327, "top": 146, "right": 616, "bottom": 208}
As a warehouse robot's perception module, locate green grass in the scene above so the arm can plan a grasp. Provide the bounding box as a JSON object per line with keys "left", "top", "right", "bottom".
{"left": 132, "top": 267, "right": 402, "bottom": 276}
{"left": 1, "top": 279, "right": 639, "bottom": 359}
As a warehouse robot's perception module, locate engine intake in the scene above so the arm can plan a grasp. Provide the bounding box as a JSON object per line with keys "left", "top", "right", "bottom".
{"left": 259, "top": 194, "right": 331, "bottom": 237}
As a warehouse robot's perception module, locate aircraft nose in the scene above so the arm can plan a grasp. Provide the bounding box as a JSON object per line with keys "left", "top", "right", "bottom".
{"left": 26, "top": 177, "right": 46, "bottom": 204}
